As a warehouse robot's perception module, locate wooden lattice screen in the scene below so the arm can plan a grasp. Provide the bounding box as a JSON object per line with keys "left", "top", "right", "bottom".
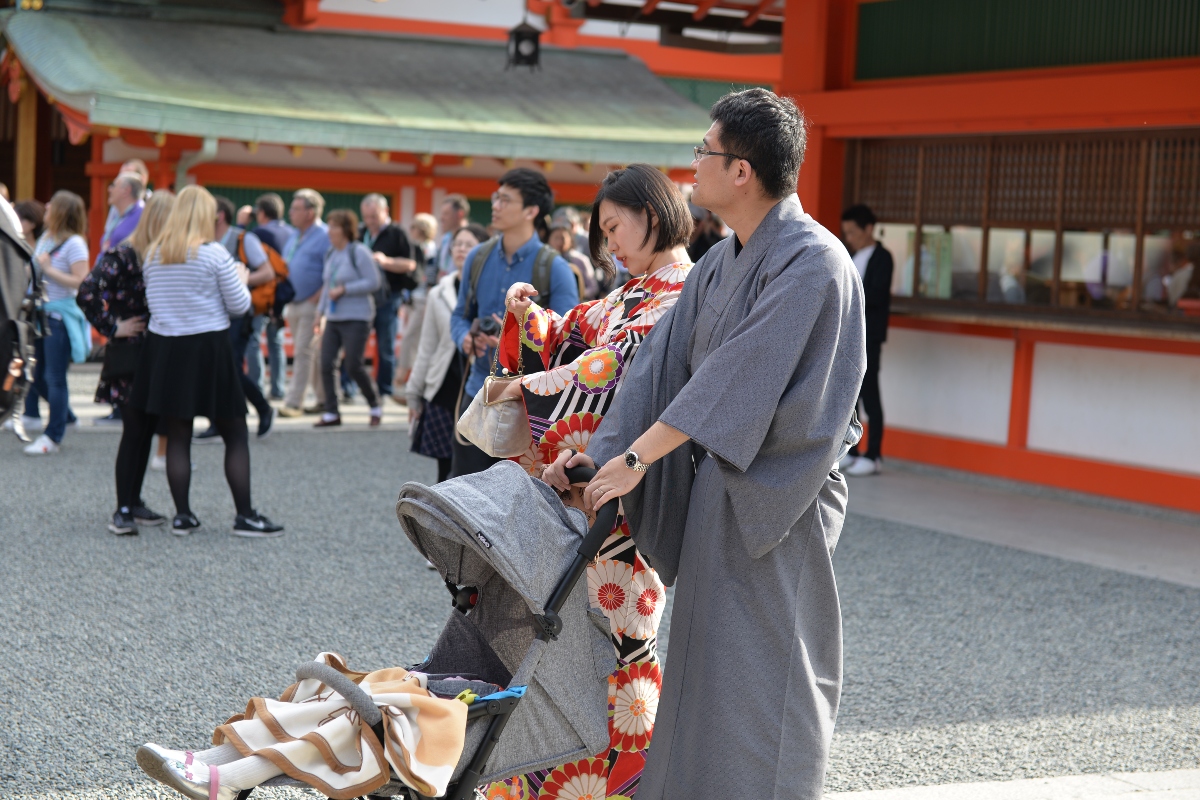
{"left": 846, "top": 129, "right": 1200, "bottom": 306}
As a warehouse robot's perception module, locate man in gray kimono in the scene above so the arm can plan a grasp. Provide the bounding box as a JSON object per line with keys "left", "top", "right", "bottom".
{"left": 545, "top": 88, "right": 866, "bottom": 799}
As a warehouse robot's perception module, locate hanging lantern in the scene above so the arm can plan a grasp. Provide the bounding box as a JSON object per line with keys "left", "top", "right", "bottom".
{"left": 507, "top": 20, "right": 541, "bottom": 71}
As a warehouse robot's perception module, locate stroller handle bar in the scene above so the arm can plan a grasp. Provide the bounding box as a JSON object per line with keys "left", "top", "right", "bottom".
{"left": 560, "top": 465, "right": 621, "bottom": 564}
{"left": 536, "top": 465, "right": 620, "bottom": 643}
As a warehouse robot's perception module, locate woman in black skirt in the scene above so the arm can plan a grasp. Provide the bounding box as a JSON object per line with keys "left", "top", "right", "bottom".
{"left": 129, "top": 185, "right": 282, "bottom": 537}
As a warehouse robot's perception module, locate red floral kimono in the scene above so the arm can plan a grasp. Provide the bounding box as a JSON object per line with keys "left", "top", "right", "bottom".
{"left": 487, "top": 261, "right": 692, "bottom": 800}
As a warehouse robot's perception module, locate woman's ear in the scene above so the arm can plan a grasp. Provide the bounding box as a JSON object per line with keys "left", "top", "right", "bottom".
{"left": 646, "top": 205, "right": 660, "bottom": 231}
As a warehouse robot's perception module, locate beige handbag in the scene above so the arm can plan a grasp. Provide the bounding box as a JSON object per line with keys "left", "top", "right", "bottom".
{"left": 454, "top": 314, "right": 533, "bottom": 458}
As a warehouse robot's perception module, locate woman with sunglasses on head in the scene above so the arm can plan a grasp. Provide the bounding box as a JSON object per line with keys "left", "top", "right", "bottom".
{"left": 484, "top": 163, "right": 694, "bottom": 799}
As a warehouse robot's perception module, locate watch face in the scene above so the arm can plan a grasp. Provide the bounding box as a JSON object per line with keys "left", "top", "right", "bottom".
{"left": 625, "top": 451, "right": 637, "bottom": 468}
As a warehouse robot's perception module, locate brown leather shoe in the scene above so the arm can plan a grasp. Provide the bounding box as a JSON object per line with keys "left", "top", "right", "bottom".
{"left": 302, "top": 404, "right": 324, "bottom": 415}
{"left": 313, "top": 415, "right": 341, "bottom": 428}
{"left": 370, "top": 414, "right": 382, "bottom": 428}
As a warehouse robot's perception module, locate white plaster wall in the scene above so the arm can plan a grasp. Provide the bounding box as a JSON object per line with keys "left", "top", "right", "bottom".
{"left": 878, "top": 328, "right": 1014, "bottom": 444}
{"left": 1027, "top": 343, "right": 1200, "bottom": 475}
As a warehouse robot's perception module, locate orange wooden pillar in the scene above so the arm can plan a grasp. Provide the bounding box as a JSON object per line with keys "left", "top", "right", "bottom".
{"left": 86, "top": 134, "right": 110, "bottom": 259}
{"left": 780, "top": 0, "right": 853, "bottom": 232}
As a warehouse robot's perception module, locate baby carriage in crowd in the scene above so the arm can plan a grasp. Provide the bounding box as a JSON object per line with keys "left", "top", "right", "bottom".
{"left": 138, "top": 461, "right": 619, "bottom": 800}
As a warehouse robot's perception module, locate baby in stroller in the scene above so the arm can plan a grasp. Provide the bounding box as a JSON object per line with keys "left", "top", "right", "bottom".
{"left": 136, "top": 462, "right": 618, "bottom": 800}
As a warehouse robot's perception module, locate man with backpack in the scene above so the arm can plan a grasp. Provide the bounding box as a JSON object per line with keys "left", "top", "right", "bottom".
{"left": 448, "top": 168, "right": 579, "bottom": 477}
{"left": 195, "top": 196, "right": 283, "bottom": 441}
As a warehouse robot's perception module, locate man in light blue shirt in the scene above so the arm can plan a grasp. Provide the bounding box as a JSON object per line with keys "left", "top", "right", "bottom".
{"left": 450, "top": 168, "right": 579, "bottom": 477}
{"left": 279, "top": 189, "right": 332, "bottom": 415}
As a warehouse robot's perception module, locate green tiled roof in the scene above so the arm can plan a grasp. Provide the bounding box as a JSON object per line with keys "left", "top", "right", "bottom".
{"left": 4, "top": 10, "right": 711, "bottom": 167}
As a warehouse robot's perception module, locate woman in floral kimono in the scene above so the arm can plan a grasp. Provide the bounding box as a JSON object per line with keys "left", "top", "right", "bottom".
{"left": 485, "top": 164, "right": 694, "bottom": 800}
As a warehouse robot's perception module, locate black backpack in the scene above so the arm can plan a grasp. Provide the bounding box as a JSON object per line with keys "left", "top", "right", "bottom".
{"left": 0, "top": 203, "right": 40, "bottom": 436}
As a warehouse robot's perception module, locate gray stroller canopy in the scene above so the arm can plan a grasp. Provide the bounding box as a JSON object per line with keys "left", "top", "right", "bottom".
{"left": 395, "top": 461, "right": 616, "bottom": 786}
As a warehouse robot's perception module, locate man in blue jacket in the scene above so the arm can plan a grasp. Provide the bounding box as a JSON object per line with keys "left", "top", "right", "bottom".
{"left": 278, "top": 189, "right": 331, "bottom": 417}
{"left": 449, "top": 168, "right": 579, "bottom": 477}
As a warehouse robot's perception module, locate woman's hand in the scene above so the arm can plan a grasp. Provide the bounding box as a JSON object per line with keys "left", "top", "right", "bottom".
{"left": 505, "top": 282, "right": 538, "bottom": 318}
{"left": 540, "top": 449, "right": 595, "bottom": 493}
{"left": 313, "top": 316, "right": 326, "bottom": 337}
{"left": 583, "top": 454, "right": 646, "bottom": 511}
{"left": 234, "top": 261, "right": 251, "bottom": 286}
{"left": 329, "top": 285, "right": 346, "bottom": 301}
{"left": 497, "top": 377, "right": 524, "bottom": 401}
{"left": 113, "top": 317, "right": 147, "bottom": 338}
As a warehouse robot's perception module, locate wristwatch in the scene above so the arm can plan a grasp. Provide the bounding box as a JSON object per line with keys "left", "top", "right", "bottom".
{"left": 624, "top": 448, "right": 650, "bottom": 473}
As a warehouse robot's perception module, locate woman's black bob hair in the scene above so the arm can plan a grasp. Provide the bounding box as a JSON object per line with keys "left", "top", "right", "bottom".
{"left": 589, "top": 163, "right": 693, "bottom": 279}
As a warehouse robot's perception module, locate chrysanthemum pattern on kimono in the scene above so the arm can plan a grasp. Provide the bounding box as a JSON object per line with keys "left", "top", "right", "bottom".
{"left": 489, "top": 261, "right": 690, "bottom": 799}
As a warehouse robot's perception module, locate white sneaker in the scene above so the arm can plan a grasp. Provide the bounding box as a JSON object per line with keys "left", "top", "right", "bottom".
{"left": 837, "top": 455, "right": 857, "bottom": 472}
{"left": 844, "top": 457, "right": 881, "bottom": 476}
{"left": 20, "top": 415, "right": 42, "bottom": 432}
{"left": 23, "top": 434, "right": 59, "bottom": 455}
{"left": 150, "top": 454, "right": 166, "bottom": 471}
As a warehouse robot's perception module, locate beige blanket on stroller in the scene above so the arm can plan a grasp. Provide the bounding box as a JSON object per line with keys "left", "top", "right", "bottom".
{"left": 214, "top": 652, "right": 468, "bottom": 799}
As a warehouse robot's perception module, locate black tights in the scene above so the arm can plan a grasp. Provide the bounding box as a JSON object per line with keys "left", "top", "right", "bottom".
{"left": 114, "top": 403, "right": 157, "bottom": 509}
{"left": 164, "top": 416, "right": 253, "bottom": 517}
{"left": 436, "top": 457, "right": 452, "bottom": 483}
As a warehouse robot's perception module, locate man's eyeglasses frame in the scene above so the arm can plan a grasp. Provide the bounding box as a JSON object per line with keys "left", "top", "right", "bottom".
{"left": 694, "top": 146, "right": 753, "bottom": 169}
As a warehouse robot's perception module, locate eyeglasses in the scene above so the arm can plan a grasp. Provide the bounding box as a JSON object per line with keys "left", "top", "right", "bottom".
{"left": 694, "top": 146, "right": 753, "bottom": 168}
{"left": 491, "top": 192, "right": 519, "bottom": 207}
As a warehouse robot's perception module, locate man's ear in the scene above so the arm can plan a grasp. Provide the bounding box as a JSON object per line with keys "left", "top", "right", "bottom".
{"left": 521, "top": 203, "right": 540, "bottom": 223}
{"left": 731, "top": 160, "right": 755, "bottom": 189}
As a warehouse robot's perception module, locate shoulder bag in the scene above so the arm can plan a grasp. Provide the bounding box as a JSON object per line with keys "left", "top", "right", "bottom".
{"left": 454, "top": 311, "right": 532, "bottom": 458}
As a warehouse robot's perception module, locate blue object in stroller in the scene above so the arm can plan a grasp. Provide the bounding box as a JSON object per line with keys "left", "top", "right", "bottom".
{"left": 217, "top": 461, "right": 618, "bottom": 800}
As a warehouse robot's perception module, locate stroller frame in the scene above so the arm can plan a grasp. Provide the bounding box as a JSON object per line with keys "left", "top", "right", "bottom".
{"left": 235, "top": 466, "right": 619, "bottom": 800}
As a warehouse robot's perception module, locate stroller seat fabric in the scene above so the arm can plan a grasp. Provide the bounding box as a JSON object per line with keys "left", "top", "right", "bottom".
{"left": 213, "top": 652, "right": 468, "bottom": 799}
{"left": 397, "top": 462, "right": 617, "bottom": 786}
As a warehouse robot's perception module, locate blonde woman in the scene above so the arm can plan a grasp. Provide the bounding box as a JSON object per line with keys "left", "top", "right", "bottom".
{"left": 78, "top": 191, "right": 176, "bottom": 534}
{"left": 22, "top": 190, "right": 90, "bottom": 455}
{"left": 128, "top": 185, "right": 283, "bottom": 537}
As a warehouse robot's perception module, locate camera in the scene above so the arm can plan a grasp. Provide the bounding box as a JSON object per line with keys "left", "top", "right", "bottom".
{"left": 478, "top": 317, "right": 501, "bottom": 337}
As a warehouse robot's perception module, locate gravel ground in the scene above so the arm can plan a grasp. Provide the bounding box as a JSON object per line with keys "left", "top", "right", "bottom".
{"left": 0, "top": 430, "right": 1196, "bottom": 799}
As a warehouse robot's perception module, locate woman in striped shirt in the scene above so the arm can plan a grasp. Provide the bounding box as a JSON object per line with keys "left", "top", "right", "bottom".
{"left": 128, "top": 185, "right": 282, "bottom": 537}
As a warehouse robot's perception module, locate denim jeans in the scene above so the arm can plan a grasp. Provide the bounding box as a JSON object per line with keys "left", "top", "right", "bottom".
{"left": 24, "top": 315, "right": 74, "bottom": 442}
{"left": 373, "top": 292, "right": 404, "bottom": 398}
{"left": 265, "top": 316, "right": 286, "bottom": 399}
{"left": 244, "top": 314, "right": 267, "bottom": 392}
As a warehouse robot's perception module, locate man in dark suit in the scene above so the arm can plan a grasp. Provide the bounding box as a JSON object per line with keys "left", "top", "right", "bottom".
{"left": 841, "top": 204, "right": 893, "bottom": 476}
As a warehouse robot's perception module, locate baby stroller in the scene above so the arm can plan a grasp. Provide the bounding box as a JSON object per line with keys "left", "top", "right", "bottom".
{"left": 235, "top": 461, "right": 619, "bottom": 800}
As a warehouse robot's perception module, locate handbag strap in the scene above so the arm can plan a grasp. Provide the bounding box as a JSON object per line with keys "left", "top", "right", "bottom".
{"left": 487, "top": 309, "right": 523, "bottom": 378}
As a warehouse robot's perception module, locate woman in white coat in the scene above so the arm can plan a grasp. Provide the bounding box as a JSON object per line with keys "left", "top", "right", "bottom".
{"left": 405, "top": 223, "right": 487, "bottom": 481}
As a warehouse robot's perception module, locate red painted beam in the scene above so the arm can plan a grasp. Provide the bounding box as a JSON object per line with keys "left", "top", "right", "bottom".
{"left": 798, "top": 59, "right": 1200, "bottom": 136}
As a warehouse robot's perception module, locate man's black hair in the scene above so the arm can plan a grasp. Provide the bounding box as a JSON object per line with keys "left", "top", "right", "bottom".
{"left": 588, "top": 163, "right": 693, "bottom": 279}
{"left": 709, "top": 88, "right": 807, "bottom": 200}
{"left": 841, "top": 204, "right": 877, "bottom": 229}
{"left": 499, "top": 167, "right": 554, "bottom": 239}
{"left": 214, "top": 195, "right": 236, "bottom": 226}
